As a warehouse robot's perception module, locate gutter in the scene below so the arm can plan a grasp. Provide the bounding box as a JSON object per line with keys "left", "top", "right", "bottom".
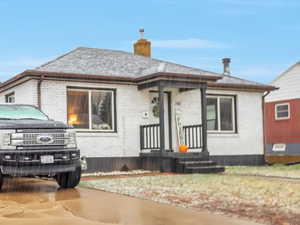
{"left": 37, "top": 75, "right": 44, "bottom": 109}
{"left": 262, "top": 91, "right": 271, "bottom": 164}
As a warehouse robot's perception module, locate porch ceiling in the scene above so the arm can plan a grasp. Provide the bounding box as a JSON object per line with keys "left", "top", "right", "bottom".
{"left": 137, "top": 72, "right": 217, "bottom": 90}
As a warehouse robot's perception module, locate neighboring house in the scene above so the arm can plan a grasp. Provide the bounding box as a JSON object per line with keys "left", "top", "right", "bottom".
{"left": 265, "top": 62, "right": 300, "bottom": 164}
{"left": 0, "top": 35, "right": 275, "bottom": 172}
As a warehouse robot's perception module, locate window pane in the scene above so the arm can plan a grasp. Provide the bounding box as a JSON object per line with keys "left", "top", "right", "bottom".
{"left": 277, "top": 111, "right": 289, "bottom": 118}
{"left": 91, "top": 91, "right": 113, "bottom": 130}
{"left": 207, "top": 98, "right": 218, "bottom": 130}
{"left": 220, "top": 98, "right": 233, "bottom": 131}
{"left": 67, "top": 90, "right": 89, "bottom": 129}
{"left": 277, "top": 105, "right": 288, "bottom": 111}
{"left": 5, "top": 93, "right": 15, "bottom": 103}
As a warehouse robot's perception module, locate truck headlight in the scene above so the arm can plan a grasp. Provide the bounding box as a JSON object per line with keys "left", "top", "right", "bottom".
{"left": 65, "top": 129, "right": 77, "bottom": 148}
{"left": 0, "top": 131, "right": 16, "bottom": 150}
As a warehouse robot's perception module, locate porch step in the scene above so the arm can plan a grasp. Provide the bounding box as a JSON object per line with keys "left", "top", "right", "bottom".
{"left": 175, "top": 159, "right": 225, "bottom": 174}
{"left": 185, "top": 166, "right": 225, "bottom": 174}
{"left": 178, "top": 157, "right": 204, "bottom": 162}
{"left": 178, "top": 160, "right": 217, "bottom": 167}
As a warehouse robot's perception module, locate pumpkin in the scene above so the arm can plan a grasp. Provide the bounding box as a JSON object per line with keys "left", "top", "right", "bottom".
{"left": 179, "top": 145, "right": 188, "bottom": 153}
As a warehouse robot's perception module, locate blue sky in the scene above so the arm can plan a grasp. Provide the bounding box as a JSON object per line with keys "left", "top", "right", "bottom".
{"left": 0, "top": 0, "right": 299, "bottom": 83}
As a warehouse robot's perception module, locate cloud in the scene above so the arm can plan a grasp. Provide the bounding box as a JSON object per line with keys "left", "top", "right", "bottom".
{"left": 151, "top": 39, "right": 229, "bottom": 49}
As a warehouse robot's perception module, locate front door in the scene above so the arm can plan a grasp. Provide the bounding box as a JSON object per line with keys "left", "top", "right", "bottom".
{"left": 149, "top": 92, "right": 171, "bottom": 150}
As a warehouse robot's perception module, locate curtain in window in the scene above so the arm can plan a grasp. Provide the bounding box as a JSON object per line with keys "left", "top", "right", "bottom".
{"left": 67, "top": 90, "right": 89, "bottom": 129}
{"left": 207, "top": 98, "right": 218, "bottom": 131}
{"left": 220, "top": 98, "right": 233, "bottom": 131}
{"left": 91, "top": 91, "right": 113, "bottom": 130}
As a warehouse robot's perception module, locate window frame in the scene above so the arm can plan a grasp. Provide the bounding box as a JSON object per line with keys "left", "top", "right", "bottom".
{"left": 66, "top": 87, "right": 117, "bottom": 133}
{"left": 275, "top": 103, "right": 290, "bottom": 120}
{"left": 5, "top": 92, "right": 15, "bottom": 103}
{"left": 207, "top": 94, "right": 237, "bottom": 134}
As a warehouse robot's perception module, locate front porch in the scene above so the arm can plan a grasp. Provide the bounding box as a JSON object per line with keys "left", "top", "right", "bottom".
{"left": 136, "top": 73, "right": 225, "bottom": 173}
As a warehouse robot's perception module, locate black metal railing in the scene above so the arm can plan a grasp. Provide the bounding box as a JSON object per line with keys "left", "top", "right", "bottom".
{"left": 140, "top": 124, "right": 160, "bottom": 150}
{"left": 183, "top": 124, "right": 202, "bottom": 149}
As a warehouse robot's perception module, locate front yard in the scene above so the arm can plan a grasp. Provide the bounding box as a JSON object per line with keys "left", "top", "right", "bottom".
{"left": 81, "top": 168, "right": 300, "bottom": 225}
{"left": 226, "top": 164, "right": 300, "bottom": 179}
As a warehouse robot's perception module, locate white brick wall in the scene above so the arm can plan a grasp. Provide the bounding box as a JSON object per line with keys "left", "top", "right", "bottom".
{"left": 206, "top": 90, "right": 264, "bottom": 156}
{"left": 0, "top": 80, "right": 38, "bottom": 105}
{"left": 40, "top": 80, "right": 149, "bottom": 157}
{"left": 0, "top": 79, "right": 264, "bottom": 157}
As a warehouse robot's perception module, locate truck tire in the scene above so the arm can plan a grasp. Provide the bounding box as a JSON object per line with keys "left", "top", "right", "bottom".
{"left": 56, "top": 166, "right": 81, "bottom": 189}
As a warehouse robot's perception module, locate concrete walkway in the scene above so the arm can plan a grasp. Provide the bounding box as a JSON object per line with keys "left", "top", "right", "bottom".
{"left": 0, "top": 178, "right": 263, "bottom": 225}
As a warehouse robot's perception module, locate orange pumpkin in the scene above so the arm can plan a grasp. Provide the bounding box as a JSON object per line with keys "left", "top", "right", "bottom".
{"left": 179, "top": 145, "right": 188, "bottom": 153}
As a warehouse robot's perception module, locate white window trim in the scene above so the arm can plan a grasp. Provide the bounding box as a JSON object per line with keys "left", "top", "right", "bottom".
{"left": 5, "top": 92, "right": 15, "bottom": 103}
{"left": 67, "top": 88, "right": 116, "bottom": 132}
{"left": 207, "top": 95, "right": 236, "bottom": 133}
{"left": 275, "top": 103, "right": 290, "bottom": 120}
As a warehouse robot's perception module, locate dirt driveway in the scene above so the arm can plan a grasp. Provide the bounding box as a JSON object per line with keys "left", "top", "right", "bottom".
{"left": 0, "top": 178, "right": 262, "bottom": 225}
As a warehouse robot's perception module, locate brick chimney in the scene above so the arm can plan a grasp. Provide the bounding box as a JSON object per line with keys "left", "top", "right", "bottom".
{"left": 222, "top": 58, "right": 231, "bottom": 75}
{"left": 133, "top": 28, "right": 151, "bottom": 57}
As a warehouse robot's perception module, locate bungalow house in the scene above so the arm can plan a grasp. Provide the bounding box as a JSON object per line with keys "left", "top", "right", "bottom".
{"left": 265, "top": 61, "right": 300, "bottom": 164}
{"left": 0, "top": 34, "right": 275, "bottom": 172}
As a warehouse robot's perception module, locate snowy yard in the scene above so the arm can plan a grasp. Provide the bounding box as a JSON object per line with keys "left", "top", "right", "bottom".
{"left": 226, "top": 164, "right": 300, "bottom": 179}
{"left": 81, "top": 173, "right": 300, "bottom": 225}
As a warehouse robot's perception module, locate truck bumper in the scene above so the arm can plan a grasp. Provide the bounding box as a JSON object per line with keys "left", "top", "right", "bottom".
{"left": 0, "top": 148, "right": 81, "bottom": 176}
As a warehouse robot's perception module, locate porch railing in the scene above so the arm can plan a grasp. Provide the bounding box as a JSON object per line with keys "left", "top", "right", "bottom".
{"left": 183, "top": 124, "right": 203, "bottom": 149}
{"left": 140, "top": 124, "right": 160, "bottom": 150}
{"left": 140, "top": 123, "right": 203, "bottom": 151}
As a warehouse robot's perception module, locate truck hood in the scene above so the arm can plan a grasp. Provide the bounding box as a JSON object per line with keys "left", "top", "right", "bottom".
{"left": 0, "top": 119, "right": 70, "bottom": 129}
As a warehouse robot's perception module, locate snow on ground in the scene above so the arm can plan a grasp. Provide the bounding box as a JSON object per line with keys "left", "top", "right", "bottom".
{"left": 81, "top": 173, "right": 300, "bottom": 225}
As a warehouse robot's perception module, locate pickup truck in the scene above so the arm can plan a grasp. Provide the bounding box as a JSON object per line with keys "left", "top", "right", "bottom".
{"left": 0, "top": 104, "right": 82, "bottom": 190}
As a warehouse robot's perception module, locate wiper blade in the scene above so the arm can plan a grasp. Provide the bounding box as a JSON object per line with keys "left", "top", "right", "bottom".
{"left": 0, "top": 118, "right": 13, "bottom": 120}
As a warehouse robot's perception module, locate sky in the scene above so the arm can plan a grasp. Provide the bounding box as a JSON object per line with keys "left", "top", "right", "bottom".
{"left": 0, "top": 0, "right": 300, "bottom": 83}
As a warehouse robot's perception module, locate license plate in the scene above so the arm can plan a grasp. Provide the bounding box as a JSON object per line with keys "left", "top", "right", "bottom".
{"left": 41, "top": 155, "right": 54, "bottom": 164}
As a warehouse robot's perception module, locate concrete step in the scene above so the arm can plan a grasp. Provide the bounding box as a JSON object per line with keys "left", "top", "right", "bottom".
{"left": 178, "top": 157, "right": 204, "bottom": 162}
{"left": 184, "top": 166, "right": 225, "bottom": 174}
{"left": 179, "top": 160, "right": 217, "bottom": 167}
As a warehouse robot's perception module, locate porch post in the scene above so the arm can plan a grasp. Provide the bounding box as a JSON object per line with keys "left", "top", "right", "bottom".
{"left": 158, "top": 82, "right": 165, "bottom": 172}
{"left": 200, "top": 84, "right": 209, "bottom": 156}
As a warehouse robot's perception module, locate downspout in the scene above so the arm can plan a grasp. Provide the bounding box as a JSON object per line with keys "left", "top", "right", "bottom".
{"left": 262, "top": 91, "right": 270, "bottom": 164}
{"left": 37, "top": 75, "right": 44, "bottom": 109}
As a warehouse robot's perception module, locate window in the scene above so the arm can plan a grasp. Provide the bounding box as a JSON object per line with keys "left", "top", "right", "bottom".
{"left": 207, "top": 95, "right": 236, "bottom": 133}
{"left": 67, "top": 88, "right": 116, "bottom": 132}
{"left": 5, "top": 92, "right": 15, "bottom": 103}
{"left": 275, "top": 103, "right": 290, "bottom": 120}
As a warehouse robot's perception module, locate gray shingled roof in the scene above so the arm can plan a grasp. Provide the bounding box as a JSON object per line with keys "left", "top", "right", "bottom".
{"left": 35, "top": 47, "right": 264, "bottom": 86}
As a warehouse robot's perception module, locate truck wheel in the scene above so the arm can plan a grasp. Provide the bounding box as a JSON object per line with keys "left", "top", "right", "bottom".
{"left": 56, "top": 166, "right": 81, "bottom": 189}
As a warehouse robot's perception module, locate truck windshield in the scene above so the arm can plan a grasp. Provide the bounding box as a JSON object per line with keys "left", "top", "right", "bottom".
{"left": 0, "top": 105, "right": 48, "bottom": 120}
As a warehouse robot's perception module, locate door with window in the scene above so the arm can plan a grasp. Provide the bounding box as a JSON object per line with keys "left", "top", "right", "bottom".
{"left": 149, "top": 92, "right": 171, "bottom": 150}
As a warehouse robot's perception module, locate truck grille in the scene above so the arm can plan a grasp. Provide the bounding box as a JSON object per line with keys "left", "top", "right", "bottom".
{"left": 22, "top": 133, "right": 66, "bottom": 146}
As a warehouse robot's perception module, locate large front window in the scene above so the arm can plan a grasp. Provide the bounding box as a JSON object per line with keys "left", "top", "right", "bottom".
{"left": 207, "top": 95, "right": 236, "bottom": 133}
{"left": 67, "top": 88, "right": 116, "bottom": 131}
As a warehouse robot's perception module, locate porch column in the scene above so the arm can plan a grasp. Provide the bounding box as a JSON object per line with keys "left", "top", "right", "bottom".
{"left": 200, "top": 84, "right": 209, "bottom": 156}
{"left": 158, "top": 82, "right": 165, "bottom": 172}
